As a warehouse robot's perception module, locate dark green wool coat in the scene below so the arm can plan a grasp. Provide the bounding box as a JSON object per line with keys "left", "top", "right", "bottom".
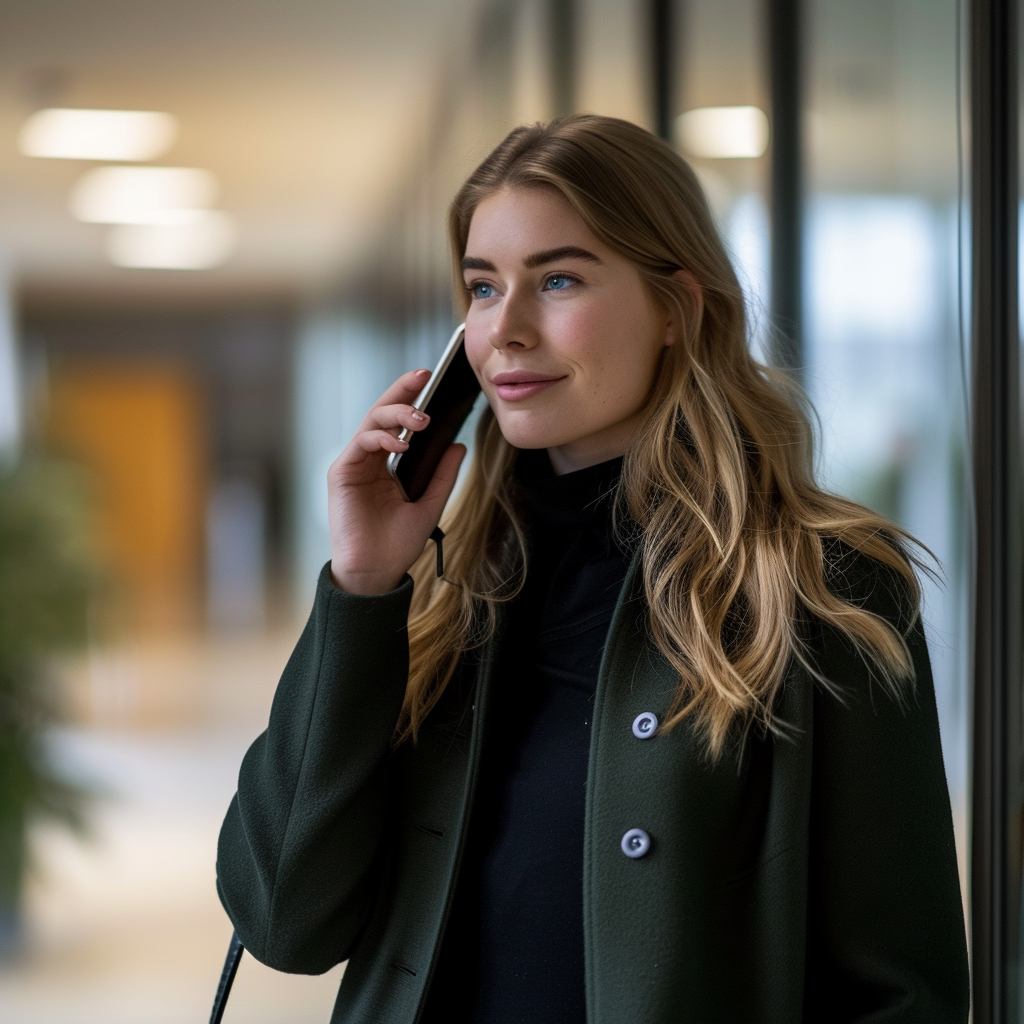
{"left": 217, "top": 549, "right": 970, "bottom": 1023}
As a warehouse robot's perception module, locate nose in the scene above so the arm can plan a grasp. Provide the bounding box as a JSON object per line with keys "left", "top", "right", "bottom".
{"left": 488, "top": 287, "right": 538, "bottom": 352}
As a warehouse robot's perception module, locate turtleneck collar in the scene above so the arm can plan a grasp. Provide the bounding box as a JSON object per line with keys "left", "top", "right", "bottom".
{"left": 514, "top": 448, "right": 625, "bottom": 528}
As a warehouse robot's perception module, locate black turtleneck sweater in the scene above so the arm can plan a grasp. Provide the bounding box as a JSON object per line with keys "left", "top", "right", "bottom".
{"left": 421, "top": 451, "right": 633, "bottom": 1024}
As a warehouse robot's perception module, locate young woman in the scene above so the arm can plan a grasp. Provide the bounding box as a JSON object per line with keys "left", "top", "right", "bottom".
{"left": 216, "top": 115, "right": 970, "bottom": 1023}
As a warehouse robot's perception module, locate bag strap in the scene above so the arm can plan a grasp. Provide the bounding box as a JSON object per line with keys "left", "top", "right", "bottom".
{"left": 210, "top": 930, "right": 245, "bottom": 1024}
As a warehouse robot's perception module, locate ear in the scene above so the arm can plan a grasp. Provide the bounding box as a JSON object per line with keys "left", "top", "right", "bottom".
{"left": 662, "top": 270, "right": 704, "bottom": 348}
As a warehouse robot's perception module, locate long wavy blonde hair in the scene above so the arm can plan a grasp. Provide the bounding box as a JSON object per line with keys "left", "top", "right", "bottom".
{"left": 396, "top": 113, "right": 925, "bottom": 758}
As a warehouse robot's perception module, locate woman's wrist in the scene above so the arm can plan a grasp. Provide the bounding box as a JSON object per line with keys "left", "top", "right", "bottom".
{"left": 329, "top": 561, "right": 405, "bottom": 596}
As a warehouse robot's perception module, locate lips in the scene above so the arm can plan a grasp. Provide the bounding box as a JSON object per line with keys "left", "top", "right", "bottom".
{"left": 490, "top": 369, "right": 567, "bottom": 402}
{"left": 491, "top": 370, "right": 564, "bottom": 385}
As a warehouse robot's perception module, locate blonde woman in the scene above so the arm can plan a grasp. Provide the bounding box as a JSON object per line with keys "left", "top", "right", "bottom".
{"left": 217, "top": 115, "right": 969, "bottom": 1023}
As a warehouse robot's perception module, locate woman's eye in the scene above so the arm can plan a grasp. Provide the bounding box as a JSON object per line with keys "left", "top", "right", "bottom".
{"left": 544, "top": 274, "right": 577, "bottom": 292}
{"left": 469, "top": 281, "right": 495, "bottom": 300}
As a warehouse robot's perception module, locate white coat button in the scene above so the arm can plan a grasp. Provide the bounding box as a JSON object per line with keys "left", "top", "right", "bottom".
{"left": 621, "top": 828, "right": 651, "bottom": 858}
{"left": 632, "top": 711, "right": 658, "bottom": 739}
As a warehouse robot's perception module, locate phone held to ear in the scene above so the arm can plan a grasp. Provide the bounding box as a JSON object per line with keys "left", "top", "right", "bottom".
{"left": 387, "top": 324, "right": 481, "bottom": 502}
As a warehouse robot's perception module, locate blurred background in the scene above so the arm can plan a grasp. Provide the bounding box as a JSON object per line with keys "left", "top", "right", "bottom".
{"left": 0, "top": 0, "right": 967, "bottom": 1021}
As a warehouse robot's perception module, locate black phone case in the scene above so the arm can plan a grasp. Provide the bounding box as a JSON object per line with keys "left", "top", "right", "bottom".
{"left": 394, "top": 340, "right": 481, "bottom": 501}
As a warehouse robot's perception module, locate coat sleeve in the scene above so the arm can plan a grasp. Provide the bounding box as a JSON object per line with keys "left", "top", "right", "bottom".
{"left": 216, "top": 561, "right": 414, "bottom": 975}
{"left": 803, "top": 559, "right": 970, "bottom": 1023}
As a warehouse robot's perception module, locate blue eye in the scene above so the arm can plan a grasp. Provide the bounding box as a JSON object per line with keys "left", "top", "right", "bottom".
{"left": 545, "top": 274, "right": 577, "bottom": 291}
{"left": 469, "top": 281, "right": 495, "bottom": 299}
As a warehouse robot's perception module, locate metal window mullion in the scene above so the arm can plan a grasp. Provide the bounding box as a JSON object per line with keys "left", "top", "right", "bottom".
{"left": 969, "top": 0, "right": 1022, "bottom": 1021}
{"left": 650, "top": 0, "right": 675, "bottom": 142}
{"left": 550, "top": 0, "right": 576, "bottom": 117}
{"left": 766, "top": 0, "right": 804, "bottom": 375}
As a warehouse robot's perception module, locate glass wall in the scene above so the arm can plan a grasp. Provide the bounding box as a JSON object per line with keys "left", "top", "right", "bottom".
{"left": 673, "top": 0, "right": 968, "bottom": 897}
{"left": 802, "top": 0, "right": 967, "bottom": 883}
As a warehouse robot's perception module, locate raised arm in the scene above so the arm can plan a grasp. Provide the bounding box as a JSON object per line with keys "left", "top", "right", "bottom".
{"left": 216, "top": 568, "right": 414, "bottom": 973}
{"left": 216, "top": 369, "right": 465, "bottom": 974}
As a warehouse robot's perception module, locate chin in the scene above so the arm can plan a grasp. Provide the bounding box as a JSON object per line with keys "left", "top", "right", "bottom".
{"left": 492, "top": 415, "right": 566, "bottom": 451}
{"left": 498, "top": 428, "right": 555, "bottom": 451}
{"left": 490, "top": 400, "right": 598, "bottom": 451}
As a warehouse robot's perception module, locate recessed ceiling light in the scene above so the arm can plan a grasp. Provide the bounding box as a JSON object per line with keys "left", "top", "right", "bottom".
{"left": 70, "top": 166, "right": 218, "bottom": 224}
{"left": 19, "top": 108, "right": 178, "bottom": 161}
{"left": 677, "top": 106, "right": 770, "bottom": 159}
{"left": 105, "top": 212, "right": 237, "bottom": 270}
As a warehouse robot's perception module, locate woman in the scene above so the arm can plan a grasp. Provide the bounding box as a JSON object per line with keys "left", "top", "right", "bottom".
{"left": 217, "top": 115, "right": 969, "bottom": 1023}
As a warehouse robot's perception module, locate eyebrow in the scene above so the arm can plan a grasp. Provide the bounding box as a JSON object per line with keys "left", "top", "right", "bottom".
{"left": 524, "top": 246, "right": 603, "bottom": 268}
{"left": 460, "top": 245, "right": 604, "bottom": 273}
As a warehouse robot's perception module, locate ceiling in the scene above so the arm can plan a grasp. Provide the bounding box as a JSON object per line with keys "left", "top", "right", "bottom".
{"left": 0, "top": 0, "right": 479, "bottom": 303}
{"left": 0, "top": 0, "right": 963, "bottom": 310}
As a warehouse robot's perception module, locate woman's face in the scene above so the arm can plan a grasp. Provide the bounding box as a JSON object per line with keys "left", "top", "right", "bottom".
{"left": 462, "top": 185, "right": 672, "bottom": 474}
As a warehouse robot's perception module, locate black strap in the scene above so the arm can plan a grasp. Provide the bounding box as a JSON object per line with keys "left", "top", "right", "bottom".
{"left": 430, "top": 526, "right": 445, "bottom": 578}
{"left": 210, "top": 931, "right": 244, "bottom": 1024}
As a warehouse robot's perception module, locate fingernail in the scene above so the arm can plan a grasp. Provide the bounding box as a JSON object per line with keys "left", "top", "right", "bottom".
{"left": 412, "top": 411, "right": 427, "bottom": 421}
{"left": 397, "top": 439, "right": 409, "bottom": 448}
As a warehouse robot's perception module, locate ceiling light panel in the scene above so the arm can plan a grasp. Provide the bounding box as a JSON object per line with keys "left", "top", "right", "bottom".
{"left": 677, "top": 106, "right": 770, "bottom": 159}
{"left": 70, "top": 167, "right": 219, "bottom": 224}
{"left": 105, "top": 212, "right": 238, "bottom": 270}
{"left": 19, "top": 108, "right": 178, "bottom": 161}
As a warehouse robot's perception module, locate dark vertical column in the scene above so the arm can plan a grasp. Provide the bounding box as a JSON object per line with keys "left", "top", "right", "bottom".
{"left": 970, "top": 0, "right": 1021, "bottom": 1019}
{"left": 477, "top": 0, "right": 517, "bottom": 122}
{"left": 550, "top": 0, "right": 576, "bottom": 117}
{"left": 650, "top": 0, "right": 675, "bottom": 141}
{"left": 766, "top": 0, "right": 803, "bottom": 374}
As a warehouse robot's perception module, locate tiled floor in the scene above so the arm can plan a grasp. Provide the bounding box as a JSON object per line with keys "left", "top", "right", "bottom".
{"left": 0, "top": 627, "right": 346, "bottom": 1024}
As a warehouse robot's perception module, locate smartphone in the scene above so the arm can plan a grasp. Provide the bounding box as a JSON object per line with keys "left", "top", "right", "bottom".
{"left": 387, "top": 323, "right": 481, "bottom": 502}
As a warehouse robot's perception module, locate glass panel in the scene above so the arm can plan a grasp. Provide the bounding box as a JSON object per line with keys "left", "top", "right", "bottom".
{"left": 681, "top": 0, "right": 772, "bottom": 360}
{"left": 804, "top": 0, "right": 968, "bottom": 891}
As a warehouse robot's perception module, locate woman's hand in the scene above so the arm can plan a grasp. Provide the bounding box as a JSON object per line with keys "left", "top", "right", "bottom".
{"left": 328, "top": 369, "right": 467, "bottom": 595}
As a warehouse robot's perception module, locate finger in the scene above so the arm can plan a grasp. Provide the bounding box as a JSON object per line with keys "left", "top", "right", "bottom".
{"left": 418, "top": 443, "right": 468, "bottom": 507}
{"left": 365, "top": 370, "right": 431, "bottom": 420}
{"left": 343, "top": 429, "right": 410, "bottom": 462}
{"left": 363, "top": 403, "right": 430, "bottom": 435}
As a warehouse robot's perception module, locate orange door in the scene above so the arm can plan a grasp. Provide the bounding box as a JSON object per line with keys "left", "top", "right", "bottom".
{"left": 48, "top": 365, "right": 206, "bottom": 635}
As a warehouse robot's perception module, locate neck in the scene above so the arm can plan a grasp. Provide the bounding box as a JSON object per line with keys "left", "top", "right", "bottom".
{"left": 546, "top": 419, "right": 636, "bottom": 475}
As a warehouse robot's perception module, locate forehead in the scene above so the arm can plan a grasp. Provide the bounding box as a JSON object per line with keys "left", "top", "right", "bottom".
{"left": 465, "top": 185, "right": 603, "bottom": 258}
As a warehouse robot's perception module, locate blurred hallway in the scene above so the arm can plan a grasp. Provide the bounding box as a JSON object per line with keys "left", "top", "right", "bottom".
{"left": 0, "top": 0, "right": 976, "bottom": 1019}
{"left": 0, "top": 626, "right": 346, "bottom": 1024}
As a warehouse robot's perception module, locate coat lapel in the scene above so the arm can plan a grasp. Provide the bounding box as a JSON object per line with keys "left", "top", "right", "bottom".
{"left": 583, "top": 550, "right": 814, "bottom": 1023}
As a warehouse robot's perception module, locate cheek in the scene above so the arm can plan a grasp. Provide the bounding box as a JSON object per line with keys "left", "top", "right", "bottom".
{"left": 547, "top": 306, "right": 615, "bottom": 372}
{"left": 557, "top": 309, "right": 649, "bottom": 397}
{"left": 462, "top": 330, "right": 490, "bottom": 381}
